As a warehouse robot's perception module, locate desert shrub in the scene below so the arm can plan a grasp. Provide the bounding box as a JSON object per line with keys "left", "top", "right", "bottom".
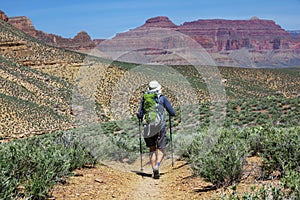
{"left": 0, "top": 131, "right": 95, "bottom": 199}
{"left": 73, "top": 120, "right": 141, "bottom": 164}
{"left": 188, "top": 125, "right": 299, "bottom": 193}
{"left": 259, "top": 126, "right": 300, "bottom": 197}
{"left": 281, "top": 169, "right": 300, "bottom": 198}
{"left": 259, "top": 126, "right": 299, "bottom": 178}
{"left": 189, "top": 128, "right": 250, "bottom": 187}
{"left": 219, "top": 184, "right": 296, "bottom": 200}
{"left": 109, "top": 131, "right": 142, "bottom": 163}
{"left": 243, "top": 127, "right": 264, "bottom": 156}
{"left": 220, "top": 125, "right": 300, "bottom": 198}
{"left": 172, "top": 127, "right": 202, "bottom": 158}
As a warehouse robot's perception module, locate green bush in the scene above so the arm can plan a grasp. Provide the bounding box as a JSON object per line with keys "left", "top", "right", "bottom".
{"left": 188, "top": 125, "right": 299, "bottom": 197}
{"left": 258, "top": 126, "right": 300, "bottom": 197}
{"left": 189, "top": 128, "right": 250, "bottom": 187}
{"left": 0, "top": 131, "right": 95, "bottom": 199}
{"left": 260, "top": 126, "right": 299, "bottom": 178}
{"left": 219, "top": 184, "right": 295, "bottom": 200}
{"left": 71, "top": 121, "right": 141, "bottom": 164}
{"left": 281, "top": 170, "right": 300, "bottom": 198}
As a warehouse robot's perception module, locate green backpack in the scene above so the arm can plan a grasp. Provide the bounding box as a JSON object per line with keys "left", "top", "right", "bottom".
{"left": 143, "top": 92, "right": 165, "bottom": 136}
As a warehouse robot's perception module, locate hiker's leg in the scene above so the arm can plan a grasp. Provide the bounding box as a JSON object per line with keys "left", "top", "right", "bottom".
{"left": 144, "top": 133, "right": 159, "bottom": 169}
{"left": 149, "top": 146, "right": 157, "bottom": 169}
{"left": 151, "top": 146, "right": 160, "bottom": 179}
{"left": 155, "top": 148, "right": 164, "bottom": 167}
{"left": 155, "top": 127, "right": 167, "bottom": 168}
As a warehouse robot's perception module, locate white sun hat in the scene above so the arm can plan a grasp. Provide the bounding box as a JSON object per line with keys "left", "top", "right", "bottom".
{"left": 148, "top": 80, "right": 161, "bottom": 93}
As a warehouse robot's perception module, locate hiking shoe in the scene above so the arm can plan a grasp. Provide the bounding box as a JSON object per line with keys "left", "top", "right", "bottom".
{"left": 152, "top": 166, "right": 160, "bottom": 179}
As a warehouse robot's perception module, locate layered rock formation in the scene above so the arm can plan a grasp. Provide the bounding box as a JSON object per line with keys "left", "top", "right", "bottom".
{"left": 8, "top": 16, "right": 36, "bottom": 36}
{"left": 42, "top": 31, "right": 96, "bottom": 50}
{"left": 97, "top": 16, "right": 300, "bottom": 67}
{"left": 114, "top": 16, "right": 293, "bottom": 52}
{"left": 3, "top": 11, "right": 95, "bottom": 51}
{"left": 141, "top": 16, "right": 177, "bottom": 28}
{"left": 178, "top": 17, "right": 290, "bottom": 52}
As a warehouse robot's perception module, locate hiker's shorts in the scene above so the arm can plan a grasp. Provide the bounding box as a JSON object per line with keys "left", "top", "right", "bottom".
{"left": 144, "top": 127, "right": 167, "bottom": 149}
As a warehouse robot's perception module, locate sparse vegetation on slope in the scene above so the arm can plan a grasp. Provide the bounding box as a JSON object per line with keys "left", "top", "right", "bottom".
{"left": 0, "top": 19, "right": 84, "bottom": 74}
{"left": 0, "top": 19, "right": 87, "bottom": 139}
{"left": 94, "top": 64, "right": 299, "bottom": 120}
{"left": 0, "top": 55, "right": 75, "bottom": 139}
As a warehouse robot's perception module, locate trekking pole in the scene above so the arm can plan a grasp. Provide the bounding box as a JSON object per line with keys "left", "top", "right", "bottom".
{"left": 138, "top": 118, "right": 143, "bottom": 171}
{"left": 169, "top": 115, "right": 174, "bottom": 167}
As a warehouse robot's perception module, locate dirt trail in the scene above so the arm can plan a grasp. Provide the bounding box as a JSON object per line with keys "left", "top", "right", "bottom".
{"left": 50, "top": 155, "right": 214, "bottom": 200}
{"left": 50, "top": 156, "right": 265, "bottom": 200}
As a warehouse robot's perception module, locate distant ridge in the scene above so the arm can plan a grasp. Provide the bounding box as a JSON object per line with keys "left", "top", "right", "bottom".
{"left": 288, "top": 30, "right": 300, "bottom": 37}
{"left": 115, "top": 16, "right": 293, "bottom": 51}
{"left": 97, "top": 16, "right": 300, "bottom": 67}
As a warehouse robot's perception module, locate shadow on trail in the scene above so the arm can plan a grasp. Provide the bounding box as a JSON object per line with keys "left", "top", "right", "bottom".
{"left": 193, "top": 185, "right": 217, "bottom": 192}
{"left": 131, "top": 170, "right": 166, "bottom": 178}
{"left": 171, "top": 162, "right": 189, "bottom": 170}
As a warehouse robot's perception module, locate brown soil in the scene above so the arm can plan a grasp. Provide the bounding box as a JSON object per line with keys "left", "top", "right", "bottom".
{"left": 49, "top": 156, "right": 276, "bottom": 200}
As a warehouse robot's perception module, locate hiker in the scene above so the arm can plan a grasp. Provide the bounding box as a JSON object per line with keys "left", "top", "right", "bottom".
{"left": 137, "top": 80, "right": 176, "bottom": 179}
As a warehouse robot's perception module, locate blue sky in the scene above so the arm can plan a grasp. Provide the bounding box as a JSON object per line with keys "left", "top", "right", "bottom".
{"left": 1, "top": 0, "right": 300, "bottom": 39}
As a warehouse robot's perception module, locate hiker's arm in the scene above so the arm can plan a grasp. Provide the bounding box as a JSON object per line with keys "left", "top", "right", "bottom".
{"left": 163, "top": 96, "right": 176, "bottom": 116}
{"left": 137, "top": 98, "right": 144, "bottom": 119}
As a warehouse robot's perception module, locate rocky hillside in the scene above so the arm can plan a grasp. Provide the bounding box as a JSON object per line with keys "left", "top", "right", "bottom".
{"left": 0, "top": 55, "right": 73, "bottom": 138}
{"left": 0, "top": 17, "right": 89, "bottom": 139}
{"left": 0, "top": 17, "right": 87, "bottom": 80}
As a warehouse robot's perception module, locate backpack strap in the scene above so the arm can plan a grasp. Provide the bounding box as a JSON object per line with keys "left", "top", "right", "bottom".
{"left": 156, "top": 94, "right": 163, "bottom": 104}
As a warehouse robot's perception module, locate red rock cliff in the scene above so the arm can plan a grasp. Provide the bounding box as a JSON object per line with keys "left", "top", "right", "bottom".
{"left": 178, "top": 17, "right": 290, "bottom": 51}
{"left": 141, "top": 16, "right": 178, "bottom": 28}
{"left": 7, "top": 14, "right": 95, "bottom": 50}
{"left": 98, "top": 16, "right": 300, "bottom": 67}
{"left": 0, "top": 10, "right": 8, "bottom": 22}
{"left": 8, "top": 16, "right": 36, "bottom": 36}
{"left": 110, "top": 16, "right": 294, "bottom": 52}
